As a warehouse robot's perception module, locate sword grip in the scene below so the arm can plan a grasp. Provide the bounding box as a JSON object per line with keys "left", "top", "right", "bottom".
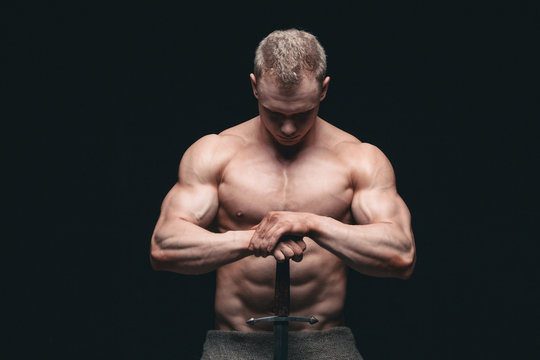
{"left": 273, "top": 259, "right": 290, "bottom": 316}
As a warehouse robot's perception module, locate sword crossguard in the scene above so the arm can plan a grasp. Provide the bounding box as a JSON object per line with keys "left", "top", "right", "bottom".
{"left": 246, "top": 315, "right": 318, "bottom": 325}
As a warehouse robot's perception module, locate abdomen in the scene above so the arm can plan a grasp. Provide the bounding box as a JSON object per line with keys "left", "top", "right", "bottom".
{"left": 214, "top": 238, "right": 347, "bottom": 331}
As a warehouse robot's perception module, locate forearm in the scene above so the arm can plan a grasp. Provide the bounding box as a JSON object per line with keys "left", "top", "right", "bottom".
{"left": 150, "top": 220, "right": 254, "bottom": 275}
{"left": 307, "top": 214, "right": 415, "bottom": 279}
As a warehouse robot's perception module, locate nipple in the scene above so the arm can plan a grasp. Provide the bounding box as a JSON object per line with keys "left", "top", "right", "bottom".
{"left": 236, "top": 211, "right": 243, "bottom": 217}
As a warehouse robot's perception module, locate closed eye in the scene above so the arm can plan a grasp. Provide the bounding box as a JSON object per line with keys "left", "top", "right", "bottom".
{"left": 263, "top": 106, "right": 315, "bottom": 119}
{"left": 292, "top": 109, "right": 312, "bottom": 120}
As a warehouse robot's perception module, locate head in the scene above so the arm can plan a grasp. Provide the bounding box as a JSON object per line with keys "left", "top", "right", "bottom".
{"left": 250, "top": 29, "right": 330, "bottom": 146}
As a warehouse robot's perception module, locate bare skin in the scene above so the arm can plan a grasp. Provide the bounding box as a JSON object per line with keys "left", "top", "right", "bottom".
{"left": 150, "top": 73, "right": 416, "bottom": 332}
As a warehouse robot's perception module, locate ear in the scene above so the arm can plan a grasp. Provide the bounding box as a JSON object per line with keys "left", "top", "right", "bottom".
{"left": 319, "top": 76, "right": 330, "bottom": 101}
{"left": 250, "top": 73, "right": 259, "bottom": 99}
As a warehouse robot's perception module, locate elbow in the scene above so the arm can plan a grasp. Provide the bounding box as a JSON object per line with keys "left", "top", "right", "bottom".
{"left": 149, "top": 247, "right": 184, "bottom": 273}
{"left": 392, "top": 248, "right": 416, "bottom": 280}
{"left": 387, "top": 233, "right": 416, "bottom": 279}
{"left": 392, "top": 230, "right": 416, "bottom": 279}
{"left": 149, "top": 235, "right": 168, "bottom": 271}
{"left": 149, "top": 246, "right": 165, "bottom": 271}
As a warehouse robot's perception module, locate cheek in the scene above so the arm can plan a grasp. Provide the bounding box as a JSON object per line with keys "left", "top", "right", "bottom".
{"left": 261, "top": 116, "right": 280, "bottom": 133}
{"left": 297, "top": 116, "right": 316, "bottom": 132}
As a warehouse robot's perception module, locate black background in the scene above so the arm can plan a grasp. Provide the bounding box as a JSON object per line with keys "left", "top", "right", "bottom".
{"left": 5, "top": 1, "right": 539, "bottom": 359}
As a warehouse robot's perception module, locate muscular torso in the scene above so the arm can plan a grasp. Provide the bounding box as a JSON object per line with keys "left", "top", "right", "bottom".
{"left": 212, "top": 118, "right": 359, "bottom": 331}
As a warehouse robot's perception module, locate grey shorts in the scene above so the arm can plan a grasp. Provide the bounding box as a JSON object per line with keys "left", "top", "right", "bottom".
{"left": 200, "top": 326, "right": 363, "bottom": 359}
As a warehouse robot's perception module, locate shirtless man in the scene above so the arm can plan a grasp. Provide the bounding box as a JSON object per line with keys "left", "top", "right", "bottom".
{"left": 150, "top": 29, "right": 415, "bottom": 359}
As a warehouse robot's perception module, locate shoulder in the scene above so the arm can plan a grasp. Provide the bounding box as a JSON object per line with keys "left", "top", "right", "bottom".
{"left": 336, "top": 140, "right": 389, "bottom": 164}
{"left": 317, "top": 120, "right": 384, "bottom": 164}
{"left": 313, "top": 120, "right": 394, "bottom": 187}
{"left": 184, "top": 118, "right": 257, "bottom": 157}
{"left": 179, "top": 124, "right": 250, "bottom": 184}
{"left": 334, "top": 139, "right": 395, "bottom": 190}
{"left": 184, "top": 132, "right": 244, "bottom": 158}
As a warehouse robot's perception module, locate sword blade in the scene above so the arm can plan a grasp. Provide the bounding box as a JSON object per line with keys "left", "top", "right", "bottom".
{"left": 273, "top": 260, "right": 290, "bottom": 360}
{"left": 273, "top": 320, "right": 288, "bottom": 360}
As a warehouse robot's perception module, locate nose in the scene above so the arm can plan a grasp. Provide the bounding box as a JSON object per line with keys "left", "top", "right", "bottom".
{"left": 280, "top": 119, "right": 296, "bottom": 136}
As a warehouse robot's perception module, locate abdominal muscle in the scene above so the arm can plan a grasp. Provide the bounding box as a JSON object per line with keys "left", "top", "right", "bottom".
{"left": 214, "top": 236, "right": 348, "bottom": 332}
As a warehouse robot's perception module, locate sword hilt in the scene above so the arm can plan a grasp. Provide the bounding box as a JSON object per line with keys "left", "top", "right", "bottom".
{"left": 246, "top": 255, "right": 319, "bottom": 327}
{"left": 246, "top": 243, "right": 317, "bottom": 360}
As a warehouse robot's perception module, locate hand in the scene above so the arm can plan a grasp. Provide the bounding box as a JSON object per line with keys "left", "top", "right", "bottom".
{"left": 272, "top": 237, "right": 307, "bottom": 263}
{"left": 248, "top": 211, "right": 311, "bottom": 259}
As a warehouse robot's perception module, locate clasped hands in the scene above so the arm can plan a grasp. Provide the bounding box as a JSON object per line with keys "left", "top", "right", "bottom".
{"left": 248, "top": 211, "right": 311, "bottom": 262}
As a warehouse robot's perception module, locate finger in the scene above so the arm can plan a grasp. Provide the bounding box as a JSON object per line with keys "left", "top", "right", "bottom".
{"left": 280, "top": 239, "right": 300, "bottom": 255}
{"left": 248, "top": 232, "right": 257, "bottom": 253}
{"left": 292, "top": 253, "right": 303, "bottom": 262}
{"left": 276, "top": 242, "right": 295, "bottom": 258}
{"left": 249, "top": 234, "right": 265, "bottom": 257}
{"left": 252, "top": 223, "right": 278, "bottom": 255}
{"left": 253, "top": 216, "right": 274, "bottom": 256}
{"left": 259, "top": 233, "right": 270, "bottom": 257}
{"left": 252, "top": 223, "right": 272, "bottom": 257}
{"left": 265, "top": 230, "right": 282, "bottom": 253}
{"left": 256, "top": 239, "right": 268, "bottom": 257}
{"left": 294, "top": 239, "right": 307, "bottom": 261}
{"left": 273, "top": 248, "right": 286, "bottom": 263}
{"left": 273, "top": 243, "right": 303, "bottom": 262}
{"left": 281, "top": 239, "right": 304, "bottom": 262}
{"left": 295, "top": 238, "right": 307, "bottom": 251}
{"left": 259, "top": 214, "right": 279, "bottom": 252}
{"left": 265, "top": 224, "right": 291, "bottom": 253}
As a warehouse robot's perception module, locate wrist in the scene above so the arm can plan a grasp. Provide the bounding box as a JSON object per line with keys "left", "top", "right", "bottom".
{"left": 305, "top": 212, "right": 322, "bottom": 238}
{"left": 228, "top": 229, "right": 255, "bottom": 253}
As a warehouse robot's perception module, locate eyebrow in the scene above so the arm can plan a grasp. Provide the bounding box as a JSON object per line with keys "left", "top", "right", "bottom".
{"left": 263, "top": 105, "right": 315, "bottom": 116}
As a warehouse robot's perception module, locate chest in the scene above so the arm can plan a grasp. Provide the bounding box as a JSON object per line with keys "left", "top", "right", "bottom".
{"left": 217, "top": 147, "right": 354, "bottom": 225}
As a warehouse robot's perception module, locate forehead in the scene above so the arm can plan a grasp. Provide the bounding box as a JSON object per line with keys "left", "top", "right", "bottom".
{"left": 257, "top": 75, "right": 321, "bottom": 114}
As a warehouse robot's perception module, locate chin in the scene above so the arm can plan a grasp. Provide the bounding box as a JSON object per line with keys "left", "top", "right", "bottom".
{"left": 276, "top": 136, "right": 302, "bottom": 146}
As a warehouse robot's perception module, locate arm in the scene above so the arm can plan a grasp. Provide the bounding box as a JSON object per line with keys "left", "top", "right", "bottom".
{"left": 249, "top": 143, "right": 416, "bottom": 279}
{"left": 150, "top": 135, "right": 254, "bottom": 275}
{"left": 310, "top": 143, "right": 415, "bottom": 278}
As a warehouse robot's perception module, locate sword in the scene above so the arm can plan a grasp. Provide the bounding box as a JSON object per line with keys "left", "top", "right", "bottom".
{"left": 247, "top": 239, "right": 318, "bottom": 360}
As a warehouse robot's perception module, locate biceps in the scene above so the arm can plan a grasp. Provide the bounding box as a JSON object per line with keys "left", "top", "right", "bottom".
{"left": 351, "top": 188, "right": 410, "bottom": 227}
{"left": 161, "top": 183, "right": 219, "bottom": 227}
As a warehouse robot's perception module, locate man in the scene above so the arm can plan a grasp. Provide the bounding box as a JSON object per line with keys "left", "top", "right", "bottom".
{"left": 150, "top": 29, "right": 415, "bottom": 359}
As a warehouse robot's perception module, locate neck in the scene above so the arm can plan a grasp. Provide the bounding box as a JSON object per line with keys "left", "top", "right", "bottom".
{"left": 257, "top": 117, "right": 319, "bottom": 161}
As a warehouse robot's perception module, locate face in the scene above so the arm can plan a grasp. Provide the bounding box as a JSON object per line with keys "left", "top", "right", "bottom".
{"left": 251, "top": 73, "right": 329, "bottom": 146}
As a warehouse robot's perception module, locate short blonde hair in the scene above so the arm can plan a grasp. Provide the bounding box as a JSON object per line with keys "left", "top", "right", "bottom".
{"left": 254, "top": 29, "right": 327, "bottom": 88}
